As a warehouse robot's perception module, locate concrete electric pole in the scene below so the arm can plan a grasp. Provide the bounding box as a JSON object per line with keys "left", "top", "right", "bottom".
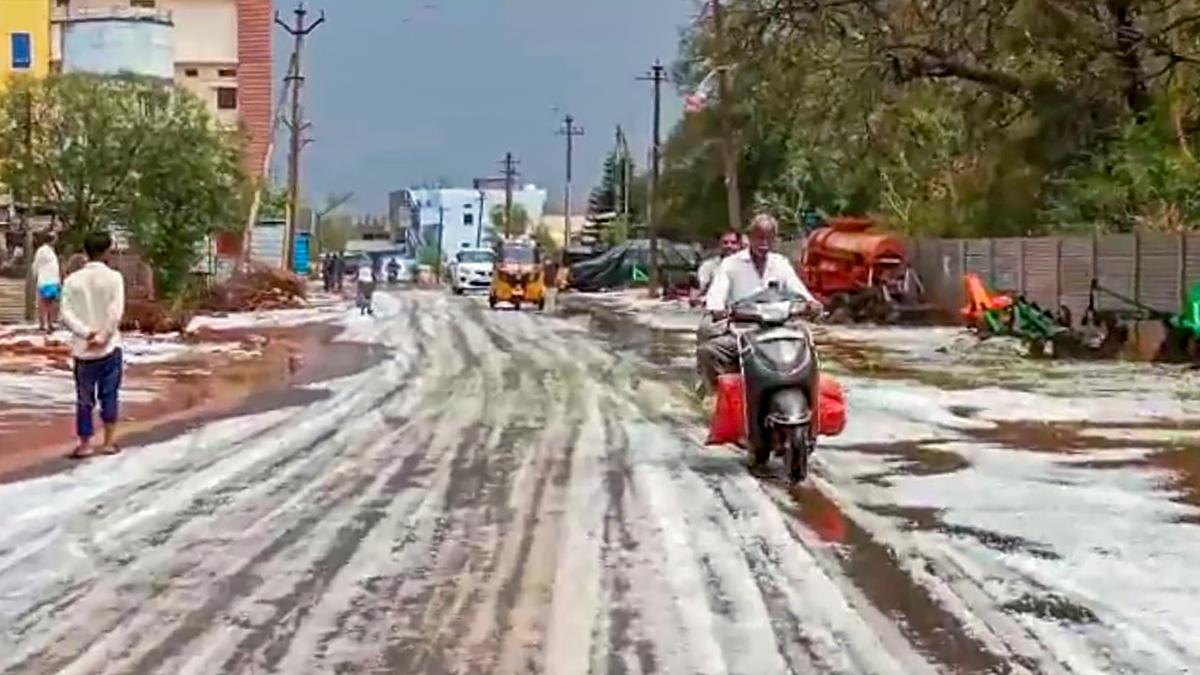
{"left": 276, "top": 2, "right": 324, "bottom": 272}
{"left": 557, "top": 114, "right": 584, "bottom": 257}
{"left": 638, "top": 61, "right": 667, "bottom": 292}
{"left": 499, "top": 152, "right": 520, "bottom": 237}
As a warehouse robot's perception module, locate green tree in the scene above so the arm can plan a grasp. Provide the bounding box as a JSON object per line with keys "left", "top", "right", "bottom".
{"left": 0, "top": 74, "right": 247, "bottom": 298}
{"left": 490, "top": 203, "right": 531, "bottom": 237}
{"left": 0, "top": 75, "right": 151, "bottom": 243}
{"left": 660, "top": 0, "right": 1200, "bottom": 237}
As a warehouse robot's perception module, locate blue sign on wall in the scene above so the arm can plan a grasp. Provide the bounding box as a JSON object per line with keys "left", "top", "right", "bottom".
{"left": 11, "top": 33, "right": 32, "bottom": 70}
{"left": 293, "top": 233, "right": 311, "bottom": 275}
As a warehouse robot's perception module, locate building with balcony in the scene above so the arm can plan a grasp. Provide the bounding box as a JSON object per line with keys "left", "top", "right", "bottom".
{"left": 0, "top": 0, "right": 52, "bottom": 91}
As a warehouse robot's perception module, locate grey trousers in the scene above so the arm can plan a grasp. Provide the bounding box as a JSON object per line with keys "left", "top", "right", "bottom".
{"left": 696, "top": 315, "right": 739, "bottom": 390}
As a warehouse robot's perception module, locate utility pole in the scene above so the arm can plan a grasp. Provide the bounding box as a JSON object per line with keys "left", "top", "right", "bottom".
{"left": 22, "top": 90, "right": 34, "bottom": 322}
{"left": 613, "top": 126, "right": 630, "bottom": 222}
{"left": 711, "top": 0, "right": 741, "bottom": 232}
{"left": 499, "top": 152, "right": 520, "bottom": 237}
{"left": 476, "top": 190, "right": 486, "bottom": 248}
{"left": 435, "top": 205, "right": 445, "bottom": 282}
{"left": 276, "top": 2, "right": 324, "bottom": 272}
{"left": 557, "top": 114, "right": 584, "bottom": 257}
{"left": 638, "top": 60, "right": 667, "bottom": 291}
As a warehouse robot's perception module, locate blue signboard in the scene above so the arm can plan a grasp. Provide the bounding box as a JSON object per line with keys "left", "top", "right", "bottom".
{"left": 293, "top": 233, "right": 311, "bottom": 275}
{"left": 11, "top": 33, "right": 32, "bottom": 70}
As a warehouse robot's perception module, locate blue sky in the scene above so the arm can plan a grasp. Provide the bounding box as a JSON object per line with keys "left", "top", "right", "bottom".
{"left": 271, "top": 0, "right": 695, "bottom": 214}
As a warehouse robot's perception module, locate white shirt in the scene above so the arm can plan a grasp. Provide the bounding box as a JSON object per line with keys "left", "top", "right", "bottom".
{"left": 705, "top": 249, "right": 816, "bottom": 312}
{"left": 33, "top": 244, "right": 60, "bottom": 287}
{"left": 60, "top": 261, "right": 125, "bottom": 360}
{"left": 357, "top": 266, "right": 375, "bottom": 283}
{"left": 697, "top": 256, "right": 723, "bottom": 293}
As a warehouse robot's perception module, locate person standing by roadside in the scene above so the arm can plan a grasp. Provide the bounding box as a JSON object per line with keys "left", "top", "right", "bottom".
{"left": 60, "top": 231, "right": 126, "bottom": 459}
{"left": 32, "top": 232, "right": 61, "bottom": 333}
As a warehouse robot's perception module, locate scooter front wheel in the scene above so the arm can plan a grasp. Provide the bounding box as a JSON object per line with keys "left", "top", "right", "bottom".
{"left": 783, "top": 426, "right": 813, "bottom": 483}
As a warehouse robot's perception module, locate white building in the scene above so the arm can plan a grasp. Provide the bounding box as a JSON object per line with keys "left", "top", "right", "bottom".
{"left": 401, "top": 184, "right": 548, "bottom": 257}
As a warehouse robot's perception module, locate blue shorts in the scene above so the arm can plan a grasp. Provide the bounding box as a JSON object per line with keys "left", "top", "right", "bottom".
{"left": 38, "top": 283, "right": 60, "bottom": 301}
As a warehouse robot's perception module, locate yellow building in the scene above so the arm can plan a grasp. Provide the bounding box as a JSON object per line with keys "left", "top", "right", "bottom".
{"left": 0, "top": 0, "right": 52, "bottom": 90}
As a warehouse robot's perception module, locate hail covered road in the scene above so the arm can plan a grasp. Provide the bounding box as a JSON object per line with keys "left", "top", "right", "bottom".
{"left": 3, "top": 290, "right": 1197, "bottom": 674}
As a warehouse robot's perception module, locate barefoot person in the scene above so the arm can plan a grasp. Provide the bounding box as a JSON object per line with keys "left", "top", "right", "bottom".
{"left": 32, "top": 232, "right": 61, "bottom": 333}
{"left": 60, "top": 232, "right": 126, "bottom": 459}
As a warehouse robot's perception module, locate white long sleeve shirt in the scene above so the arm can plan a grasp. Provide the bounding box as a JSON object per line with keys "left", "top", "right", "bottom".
{"left": 697, "top": 256, "right": 723, "bottom": 294}
{"left": 704, "top": 249, "right": 816, "bottom": 312}
{"left": 60, "top": 261, "right": 125, "bottom": 360}
{"left": 33, "top": 244, "right": 60, "bottom": 287}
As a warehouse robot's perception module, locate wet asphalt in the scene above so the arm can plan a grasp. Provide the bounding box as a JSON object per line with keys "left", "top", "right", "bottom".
{"left": 0, "top": 290, "right": 1194, "bottom": 674}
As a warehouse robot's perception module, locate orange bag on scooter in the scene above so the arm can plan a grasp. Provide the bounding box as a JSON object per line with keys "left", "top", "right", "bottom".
{"left": 706, "top": 373, "right": 746, "bottom": 446}
{"left": 817, "top": 376, "right": 847, "bottom": 437}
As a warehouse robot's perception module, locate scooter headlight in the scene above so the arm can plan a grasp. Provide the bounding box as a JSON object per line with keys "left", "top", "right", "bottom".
{"left": 760, "top": 301, "right": 791, "bottom": 323}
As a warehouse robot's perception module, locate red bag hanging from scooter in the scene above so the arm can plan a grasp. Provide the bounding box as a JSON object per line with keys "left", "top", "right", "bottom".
{"left": 706, "top": 373, "right": 746, "bottom": 446}
{"left": 817, "top": 376, "right": 847, "bottom": 437}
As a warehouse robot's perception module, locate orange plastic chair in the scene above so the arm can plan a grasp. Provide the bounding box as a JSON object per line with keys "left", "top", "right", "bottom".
{"left": 961, "top": 273, "right": 1012, "bottom": 322}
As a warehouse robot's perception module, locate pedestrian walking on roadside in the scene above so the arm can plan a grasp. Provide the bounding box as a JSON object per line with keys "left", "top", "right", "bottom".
{"left": 60, "top": 231, "right": 126, "bottom": 459}
{"left": 356, "top": 260, "right": 376, "bottom": 316}
{"left": 322, "top": 254, "right": 335, "bottom": 293}
{"left": 333, "top": 253, "right": 345, "bottom": 292}
{"left": 32, "top": 232, "right": 61, "bottom": 333}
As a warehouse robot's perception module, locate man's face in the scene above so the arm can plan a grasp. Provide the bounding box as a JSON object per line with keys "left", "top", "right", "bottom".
{"left": 748, "top": 226, "right": 775, "bottom": 259}
{"left": 719, "top": 233, "right": 740, "bottom": 257}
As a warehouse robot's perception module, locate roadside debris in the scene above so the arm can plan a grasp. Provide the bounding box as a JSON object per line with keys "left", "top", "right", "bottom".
{"left": 202, "top": 265, "right": 307, "bottom": 313}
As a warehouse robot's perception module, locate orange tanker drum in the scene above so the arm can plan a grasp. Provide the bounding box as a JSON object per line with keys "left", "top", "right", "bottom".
{"left": 799, "top": 216, "right": 920, "bottom": 323}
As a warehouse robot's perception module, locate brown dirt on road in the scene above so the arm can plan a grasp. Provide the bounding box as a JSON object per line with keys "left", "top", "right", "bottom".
{"left": 0, "top": 322, "right": 381, "bottom": 484}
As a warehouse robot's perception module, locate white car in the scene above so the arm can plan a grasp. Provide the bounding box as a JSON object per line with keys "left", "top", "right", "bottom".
{"left": 449, "top": 248, "right": 495, "bottom": 294}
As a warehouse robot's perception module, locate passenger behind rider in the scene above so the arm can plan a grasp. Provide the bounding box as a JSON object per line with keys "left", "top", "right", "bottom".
{"left": 696, "top": 230, "right": 744, "bottom": 298}
{"left": 697, "top": 214, "right": 820, "bottom": 391}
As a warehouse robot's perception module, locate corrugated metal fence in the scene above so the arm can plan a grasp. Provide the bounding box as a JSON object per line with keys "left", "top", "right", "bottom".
{"left": 909, "top": 232, "right": 1200, "bottom": 320}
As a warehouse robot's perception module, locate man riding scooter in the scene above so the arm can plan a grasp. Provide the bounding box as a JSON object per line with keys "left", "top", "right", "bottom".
{"left": 698, "top": 214, "right": 821, "bottom": 390}
{"left": 699, "top": 214, "right": 826, "bottom": 480}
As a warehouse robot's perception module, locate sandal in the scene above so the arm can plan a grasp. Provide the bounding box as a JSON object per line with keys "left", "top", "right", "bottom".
{"left": 99, "top": 445, "right": 122, "bottom": 456}
{"left": 69, "top": 446, "right": 97, "bottom": 460}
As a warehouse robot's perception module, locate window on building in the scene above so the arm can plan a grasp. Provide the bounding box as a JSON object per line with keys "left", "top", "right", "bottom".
{"left": 184, "top": 68, "right": 199, "bottom": 77}
{"left": 218, "top": 68, "right": 237, "bottom": 78}
{"left": 463, "top": 213, "right": 474, "bottom": 227}
{"left": 10, "top": 33, "right": 32, "bottom": 70}
{"left": 216, "top": 87, "right": 238, "bottom": 110}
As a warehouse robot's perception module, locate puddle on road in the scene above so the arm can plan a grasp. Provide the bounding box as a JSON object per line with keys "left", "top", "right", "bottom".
{"left": 778, "top": 484, "right": 1025, "bottom": 674}
{"left": 0, "top": 322, "right": 385, "bottom": 484}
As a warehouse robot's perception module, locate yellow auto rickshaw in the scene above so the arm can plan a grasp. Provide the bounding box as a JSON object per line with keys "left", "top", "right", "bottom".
{"left": 489, "top": 238, "right": 546, "bottom": 310}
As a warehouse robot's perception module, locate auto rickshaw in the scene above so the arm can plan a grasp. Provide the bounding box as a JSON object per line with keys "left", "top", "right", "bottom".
{"left": 489, "top": 238, "right": 546, "bottom": 310}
